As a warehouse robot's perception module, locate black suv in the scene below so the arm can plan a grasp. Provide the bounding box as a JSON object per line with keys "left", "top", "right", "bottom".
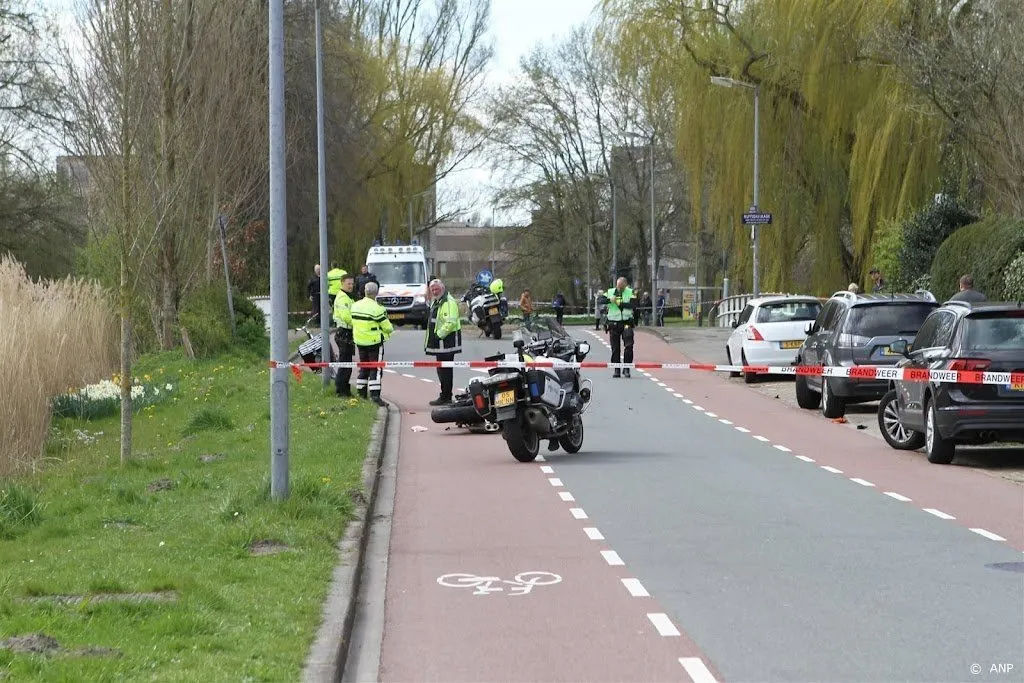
{"left": 877, "top": 301, "right": 1024, "bottom": 464}
{"left": 794, "top": 290, "right": 940, "bottom": 418}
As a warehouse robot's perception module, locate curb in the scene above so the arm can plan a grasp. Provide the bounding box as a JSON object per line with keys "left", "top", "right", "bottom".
{"left": 302, "top": 402, "right": 393, "bottom": 683}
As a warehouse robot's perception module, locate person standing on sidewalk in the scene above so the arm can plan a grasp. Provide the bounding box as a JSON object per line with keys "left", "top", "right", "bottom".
{"left": 605, "top": 276, "right": 635, "bottom": 378}
{"left": 425, "top": 278, "right": 463, "bottom": 406}
{"left": 552, "top": 291, "right": 566, "bottom": 326}
{"left": 351, "top": 281, "right": 392, "bottom": 406}
{"left": 519, "top": 289, "right": 534, "bottom": 328}
{"left": 332, "top": 273, "right": 356, "bottom": 397}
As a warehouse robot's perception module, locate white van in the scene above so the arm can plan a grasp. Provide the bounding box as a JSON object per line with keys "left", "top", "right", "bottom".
{"left": 365, "top": 243, "right": 430, "bottom": 328}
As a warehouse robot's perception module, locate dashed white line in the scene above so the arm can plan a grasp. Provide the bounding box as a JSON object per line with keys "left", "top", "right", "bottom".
{"left": 673, "top": 393, "right": 685, "bottom": 398}
{"left": 558, "top": 491, "right": 575, "bottom": 501}
{"left": 772, "top": 444, "right": 791, "bottom": 452}
{"left": 383, "top": 369, "right": 397, "bottom": 374}
{"left": 883, "top": 491, "right": 912, "bottom": 502}
{"left": 402, "top": 373, "right": 416, "bottom": 378}
{"left": 679, "top": 657, "right": 718, "bottom": 683}
{"left": 419, "top": 377, "right": 433, "bottom": 383}
{"left": 753, "top": 435, "right": 769, "bottom": 442}
{"left": 647, "top": 613, "right": 681, "bottom": 637}
{"left": 705, "top": 412, "right": 718, "bottom": 418}
{"left": 795, "top": 455, "right": 815, "bottom": 462}
{"left": 583, "top": 527, "right": 604, "bottom": 540}
{"left": 850, "top": 478, "right": 875, "bottom": 487}
{"left": 539, "top": 465, "right": 554, "bottom": 474}
{"left": 536, "top": 454, "right": 546, "bottom": 462}
{"left": 970, "top": 528, "right": 1007, "bottom": 542}
{"left": 570, "top": 508, "right": 588, "bottom": 519}
{"left": 718, "top": 418, "right": 733, "bottom": 425}
{"left": 821, "top": 466, "right": 843, "bottom": 474}
{"left": 657, "top": 382, "right": 668, "bottom": 387}
{"left": 548, "top": 478, "right": 563, "bottom": 487}
{"left": 924, "top": 508, "right": 956, "bottom": 520}
{"left": 735, "top": 426, "right": 750, "bottom": 433}
{"left": 621, "top": 578, "right": 650, "bottom": 597}
{"left": 601, "top": 550, "right": 624, "bottom": 566}
{"left": 692, "top": 405, "right": 705, "bottom": 411}
{"left": 683, "top": 399, "right": 694, "bottom": 405}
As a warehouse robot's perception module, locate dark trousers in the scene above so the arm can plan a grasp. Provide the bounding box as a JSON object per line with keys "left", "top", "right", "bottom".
{"left": 356, "top": 343, "right": 382, "bottom": 398}
{"left": 609, "top": 321, "right": 634, "bottom": 368}
{"left": 334, "top": 334, "right": 354, "bottom": 395}
{"left": 435, "top": 352, "right": 455, "bottom": 398}
{"left": 555, "top": 308, "right": 564, "bottom": 325}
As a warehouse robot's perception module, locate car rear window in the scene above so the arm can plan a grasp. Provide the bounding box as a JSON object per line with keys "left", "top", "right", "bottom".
{"left": 756, "top": 301, "right": 821, "bottom": 323}
{"left": 964, "top": 312, "right": 1024, "bottom": 350}
{"left": 844, "top": 303, "right": 936, "bottom": 337}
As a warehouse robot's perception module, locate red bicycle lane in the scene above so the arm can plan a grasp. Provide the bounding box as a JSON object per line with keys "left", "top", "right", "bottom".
{"left": 376, "top": 374, "right": 722, "bottom": 683}
{"left": 627, "top": 330, "right": 1024, "bottom": 552}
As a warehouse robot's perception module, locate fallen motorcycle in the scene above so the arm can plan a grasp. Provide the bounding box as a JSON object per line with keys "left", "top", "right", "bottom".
{"left": 288, "top": 315, "right": 336, "bottom": 378}
{"left": 466, "top": 317, "right": 593, "bottom": 462}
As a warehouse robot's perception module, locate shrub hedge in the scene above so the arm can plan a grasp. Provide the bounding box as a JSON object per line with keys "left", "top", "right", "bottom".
{"left": 929, "top": 215, "right": 1024, "bottom": 301}
{"left": 178, "top": 284, "right": 268, "bottom": 358}
{"left": 898, "top": 199, "right": 979, "bottom": 285}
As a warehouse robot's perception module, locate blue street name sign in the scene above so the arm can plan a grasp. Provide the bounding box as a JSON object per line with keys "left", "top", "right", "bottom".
{"left": 742, "top": 212, "right": 773, "bottom": 225}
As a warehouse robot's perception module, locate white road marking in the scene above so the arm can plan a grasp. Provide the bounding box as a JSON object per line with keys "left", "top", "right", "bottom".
{"left": 558, "top": 491, "right": 575, "bottom": 501}
{"left": 583, "top": 527, "right": 604, "bottom": 540}
{"left": 664, "top": 387, "right": 675, "bottom": 392}
{"left": 821, "top": 466, "right": 843, "bottom": 474}
{"left": 657, "top": 382, "right": 667, "bottom": 387}
{"left": 924, "top": 508, "right": 956, "bottom": 520}
{"left": 883, "top": 491, "right": 912, "bottom": 502}
{"left": 795, "top": 455, "right": 815, "bottom": 462}
{"left": 419, "top": 378, "right": 433, "bottom": 383}
{"left": 850, "top": 478, "right": 875, "bottom": 487}
{"left": 673, "top": 393, "right": 685, "bottom": 398}
{"left": 693, "top": 405, "right": 705, "bottom": 411}
{"left": 601, "top": 550, "right": 624, "bottom": 566}
{"left": 536, "top": 454, "right": 546, "bottom": 462}
{"left": 539, "top": 465, "right": 554, "bottom": 474}
{"left": 621, "top": 578, "right": 650, "bottom": 597}
{"left": 753, "top": 435, "right": 769, "bottom": 442}
{"left": 679, "top": 657, "right": 718, "bottom": 683}
{"left": 402, "top": 373, "right": 416, "bottom": 378}
{"left": 548, "top": 478, "right": 563, "bottom": 487}
{"left": 683, "top": 399, "right": 694, "bottom": 405}
{"left": 705, "top": 412, "right": 718, "bottom": 418}
{"left": 718, "top": 419, "right": 733, "bottom": 425}
{"left": 384, "top": 369, "right": 397, "bottom": 374}
{"left": 772, "top": 444, "right": 791, "bottom": 452}
{"left": 647, "top": 613, "right": 681, "bottom": 637}
{"left": 735, "top": 426, "right": 750, "bottom": 433}
{"left": 970, "top": 528, "right": 1006, "bottom": 542}
{"left": 570, "top": 508, "right": 588, "bottom": 519}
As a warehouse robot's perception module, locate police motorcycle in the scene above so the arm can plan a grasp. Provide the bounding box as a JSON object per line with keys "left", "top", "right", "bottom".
{"left": 462, "top": 283, "right": 505, "bottom": 340}
{"left": 289, "top": 315, "right": 337, "bottom": 378}
{"left": 464, "top": 317, "right": 594, "bottom": 462}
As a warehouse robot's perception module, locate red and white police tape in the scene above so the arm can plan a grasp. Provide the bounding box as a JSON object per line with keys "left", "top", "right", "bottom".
{"left": 268, "top": 359, "right": 1024, "bottom": 387}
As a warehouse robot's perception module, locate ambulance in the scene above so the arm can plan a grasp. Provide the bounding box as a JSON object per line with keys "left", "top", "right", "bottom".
{"left": 365, "top": 242, "right": 430, "bottom": 328}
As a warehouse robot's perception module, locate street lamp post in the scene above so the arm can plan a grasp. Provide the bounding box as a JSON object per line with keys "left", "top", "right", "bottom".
{"left": 711, "top": 75, "right": 761, "bottom": 296}
{"left": 314, "top": 0, "right": 330, "bottom": 387}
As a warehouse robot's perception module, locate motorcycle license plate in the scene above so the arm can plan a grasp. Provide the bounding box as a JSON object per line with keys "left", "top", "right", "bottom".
{"left": 780, "top": 340, "right": 802, "bottom": 349}
{"left": 494, "top": 389, "right": 516, "bottom": 407}
{"left": 488, "top": 307, "right": 498, "bottom": 315}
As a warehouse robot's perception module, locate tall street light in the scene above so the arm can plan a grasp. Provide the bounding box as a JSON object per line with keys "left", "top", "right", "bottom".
{"left": 711, "top": 75, "right": 761, "bottom": 296}
{"left": 314, "top": 0, "right": 330, "bottom": 388}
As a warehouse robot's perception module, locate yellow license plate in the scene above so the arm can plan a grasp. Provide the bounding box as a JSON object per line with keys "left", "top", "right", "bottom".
{"left": 389, "top": 313, "right": 405, "bottom": 320}
{"left": 494, "top": 390, "right": 516, "bottom": 407}
{"left": 780, "top": 340, "right": 802, "bottom": 349}
{"left": 882, "top": 347, "right": 899, "bottom": 355}
{"left": 488, "top": 307, "right": 498, "bottom": 315}
{"left": 1012, "top": 382, "right": 1024, "bottom": 391}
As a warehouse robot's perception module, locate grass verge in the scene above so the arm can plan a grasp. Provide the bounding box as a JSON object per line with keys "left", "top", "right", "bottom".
{"left": 0, "top": 349, "right": 378, "bottom": 682}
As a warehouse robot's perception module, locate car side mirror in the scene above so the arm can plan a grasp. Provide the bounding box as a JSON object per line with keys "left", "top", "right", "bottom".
{"left": 731, "top": 320, "right": 739, "bottom": 329}
{"left": 890, "top": 339, "right": 909, "bottom": 357}
{"left": 576, "top": 341, "right": 590, "bottom": 360}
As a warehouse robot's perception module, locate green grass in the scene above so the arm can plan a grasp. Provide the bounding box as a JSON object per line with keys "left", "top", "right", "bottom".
{"left": 0, "top": 349, "right": 378, "bottom": 682}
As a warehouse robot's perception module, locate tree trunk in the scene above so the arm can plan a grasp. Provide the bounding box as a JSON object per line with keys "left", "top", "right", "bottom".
{"left": 158, "top": 0, "right": 178, "bottom": 350}
{"left": 119, "top": 258, "right": 133, "bottom": 466}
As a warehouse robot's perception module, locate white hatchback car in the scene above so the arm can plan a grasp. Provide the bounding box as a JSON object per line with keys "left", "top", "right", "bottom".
{"left": 726, "top": 295, "right": 823, "bottom": 383}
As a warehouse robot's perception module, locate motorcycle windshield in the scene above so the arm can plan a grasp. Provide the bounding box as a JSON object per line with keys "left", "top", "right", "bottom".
{"left": 524, "top": 315, "right": 569, "bottom": 341}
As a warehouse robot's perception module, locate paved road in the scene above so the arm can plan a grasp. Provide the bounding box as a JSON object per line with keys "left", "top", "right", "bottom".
{"left": 347, "top": 324, "right": 1024, "bottom": 683}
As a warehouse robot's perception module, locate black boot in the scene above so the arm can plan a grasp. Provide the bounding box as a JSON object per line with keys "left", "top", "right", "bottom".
{"left": 612, "top": 369, "right": 620, "bottom": 378}
{"left": 370, "top": 393, "right": 386, "bottom": 407}
{"left": 623, "top": 368, "right": 631, "bottom": 378}
{"left": 429, "top": 395, "right": 452, "bottom": 406}
{"left": 357, "top": 388, "right": 368, "bottom": 399}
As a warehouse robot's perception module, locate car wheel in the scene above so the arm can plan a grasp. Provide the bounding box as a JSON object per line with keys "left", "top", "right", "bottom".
{"left": 741, "top": 351, "right": 758, "bottom": 384}
{"left": 924, "top": 397, "right": 955, "bottom": 464}
{"left": 726, "top": 347, "right": 740, "bottom": 378}
{"left": 821, "top": 377, "right": 846, "bottom": 418}
{"left": 795, "top": 374, "right": 821, "bottom": 409}
{"left": 877, "top": 390, "right": 925, "bottom": 450}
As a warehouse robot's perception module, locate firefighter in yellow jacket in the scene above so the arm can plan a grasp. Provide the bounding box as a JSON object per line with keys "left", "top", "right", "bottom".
{"left": 351, "top": 281, "right": 393, "bottom": 406}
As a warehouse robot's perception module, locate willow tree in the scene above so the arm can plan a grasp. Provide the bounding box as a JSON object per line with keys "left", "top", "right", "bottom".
{"left": 600, "top": 0, "right": 950, "bottom": 293}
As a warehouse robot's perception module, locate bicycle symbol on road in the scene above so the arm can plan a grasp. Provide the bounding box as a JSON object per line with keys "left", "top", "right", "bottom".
{"left": 436, "top": 571, "right": 562, "bottom": 596}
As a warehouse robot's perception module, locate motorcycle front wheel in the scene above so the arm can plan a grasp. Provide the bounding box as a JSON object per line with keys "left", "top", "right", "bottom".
{"left": 558, "top": 415, "right": 584, "bottom": 453}
{"left": 502, "top": 417, "right": 539, "bottom": 462}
